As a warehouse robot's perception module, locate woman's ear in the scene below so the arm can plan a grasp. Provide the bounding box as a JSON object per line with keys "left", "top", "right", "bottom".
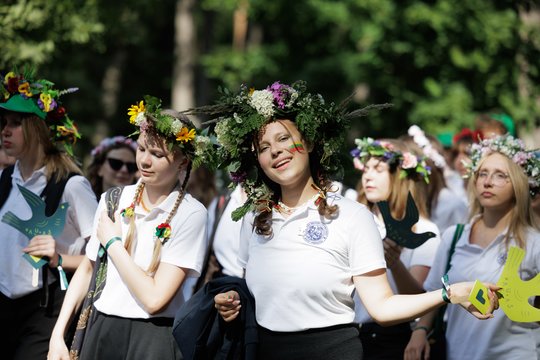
{"left": 178, "top": 157, "right": 189, "bottom": 169}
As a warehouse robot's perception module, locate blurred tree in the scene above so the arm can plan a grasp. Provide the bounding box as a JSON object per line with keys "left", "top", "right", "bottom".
{"left": 200, "top": 0, "right": 540, "bottom": 140}
{"left": 0, "top": 0, "right": 103, "bottom": 68}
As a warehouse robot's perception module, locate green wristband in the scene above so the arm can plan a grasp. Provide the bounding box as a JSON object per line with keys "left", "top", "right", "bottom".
{"left": 441, "top": 274, "right": 451, "bottom": 303}
{"left": 105, "top": 236, "right": 122, "bottom": 251}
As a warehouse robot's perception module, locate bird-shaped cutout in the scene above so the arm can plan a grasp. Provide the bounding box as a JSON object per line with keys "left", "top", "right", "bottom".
{"left": 2, "top": 184, "right": 69, "bottom": 268}
{"left": 496, "top": 246, "right": 540, "bottom": 322}
{"left": 377, "top": 192, "right": 436, "bottom": 249}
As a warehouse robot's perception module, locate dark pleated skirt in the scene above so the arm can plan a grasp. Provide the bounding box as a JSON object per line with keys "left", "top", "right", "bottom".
{"left": 80, "top": 311, "right": 182, "bottom": 360}
{"left": 257, "top": 323, "right": 363, "bottom": 360}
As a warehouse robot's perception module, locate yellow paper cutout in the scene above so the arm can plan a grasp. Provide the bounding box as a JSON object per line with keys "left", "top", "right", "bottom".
{"left": 468, "top": 280, "right": 490, "bottom": 315}
{"left": 496, "top": 246, "right": 540, "bottom": 322}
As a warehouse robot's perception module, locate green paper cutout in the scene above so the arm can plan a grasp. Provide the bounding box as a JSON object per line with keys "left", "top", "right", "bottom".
{"left": 469, "top": 280, "right": 490, "bottom": 315}
{"left": 496, "top": 246, "right": 540, "bottom": 322}
{"left": 2, "top": 184, "right": 69, "bottom": 268}
{"left": 377, "top": 192, "right": 436, "bottom": 249}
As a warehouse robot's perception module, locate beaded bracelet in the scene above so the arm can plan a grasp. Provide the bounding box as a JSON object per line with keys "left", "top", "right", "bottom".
{"left": 105, "top": 236, "right": 122, "bottom": 251}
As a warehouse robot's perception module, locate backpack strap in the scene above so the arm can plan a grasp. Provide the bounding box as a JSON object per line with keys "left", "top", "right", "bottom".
{"left": 444, "top": 223, "right": 465, "bottom": 274}
{"left": 0, "top": 165, "right": 15, "bottom": 210}
{"left": 41, "top": 172, "right": 79, "bottom": 217}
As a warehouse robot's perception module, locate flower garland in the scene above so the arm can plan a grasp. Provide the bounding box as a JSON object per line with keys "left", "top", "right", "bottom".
{"left": 466, "top": 134, "right": 540, "bottom": 190}
{"left": 408, "top": 125, "right": 447, "bottom": 168}
{"left": 126, "top": 95, "right": 217, "bottom": 169}
{"left": 351, "top": 137, "right": 431, "bottom": 183}
{"left": 187, "top": 80, "right": 391, "bottom": 221}
{"left": 91, "top": 136, "right": 137, "bottom": 157}
{"left": 0, "top": 69, "right": 80, "bottom": 155}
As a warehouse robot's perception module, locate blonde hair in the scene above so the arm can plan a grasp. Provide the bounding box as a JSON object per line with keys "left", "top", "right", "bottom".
{"left": 20, "top": 114, "right": 82, "bottom": 181}
{"left": 122, "top": 127, "right": 192, "bottom": 275}
{"left": 467, "top": 152, "right": 538, "bottom": 248}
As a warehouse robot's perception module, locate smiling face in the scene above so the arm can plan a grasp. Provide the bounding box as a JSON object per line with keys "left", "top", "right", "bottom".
{"left": 256, "top": 120, "right": 312, "bottom": 192}
{"left": 136, "top": 131, "right": 187, "bottom": 191}
{"left": 474, "top": 152, "right": 515, "bottom": 211}
{"left": 361, "top": 157, "right": 392, "bottom": 203}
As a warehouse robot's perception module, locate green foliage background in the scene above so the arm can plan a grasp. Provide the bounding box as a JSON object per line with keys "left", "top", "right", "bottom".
{"left": 1, "top": 0, "right": 539, "bottom": 173}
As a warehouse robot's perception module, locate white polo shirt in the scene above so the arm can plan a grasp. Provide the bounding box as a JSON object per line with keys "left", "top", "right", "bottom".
{"left": 424, "top": 222, "right": 540, "bottom": 360}
{"left": 355, "top": 217, "right": 441, "bottom": 323}
{"left": 86, "top": 182, "right": 208, "bottom": 319}
{"left": 0, "top": 163, "right": 97, "bottom": 298}
{"left": 431, "top": 187, "right": 468, "bottom": 234}
{"left": 213, "top": 185, "right": 245, "bottom": 278}
{"left": 238, "top": 194, "right": 385, "bottom": 331}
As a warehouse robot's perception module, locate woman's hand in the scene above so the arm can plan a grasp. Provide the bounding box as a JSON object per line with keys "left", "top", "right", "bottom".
{"left": 383, "top": 238, "right": 403, "bottom": 269}
{"left": 96, "top": 210, "right": 122, "bottom": 248}
{"left": 404, "top": 329, "right": 430, "bottom": 360}
{"left": 47, "top": 334, "right": 70, "bottom": 360}
{"left": 23, "top": 234, "right": 59, "bottom": 266}
{"left": 449, "top": 282, "right": 500, "bottom": 319}
{"left": 214, "top": 290, "right": 241, "bottom": 322}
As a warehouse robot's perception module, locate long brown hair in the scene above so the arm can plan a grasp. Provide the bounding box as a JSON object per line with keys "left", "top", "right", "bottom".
{"left": 253, "top": 119, "right": 338, "bottom": 236}
{"left": 356, "top": 139, "right": 429, "bottom": 221}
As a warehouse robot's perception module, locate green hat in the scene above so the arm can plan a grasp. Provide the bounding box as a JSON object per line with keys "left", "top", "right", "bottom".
{"left": 0, "top": 94, "right": 46, "bottom": 119}
{"left": 490, "top": 113, "right": 516, "bottom": 136}
{"left": 1, "top": 70, "right": 80, "bottom": 155}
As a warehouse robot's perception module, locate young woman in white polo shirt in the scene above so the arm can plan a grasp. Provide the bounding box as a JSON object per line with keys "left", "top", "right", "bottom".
{"left": 404, "top": 134, "right": 540, "bottom": 360}
{"left": 351, "top": 138, "right": 441, "bottom": 359}
{"left": 0, "top": 71, "right": 97, "bottom": 360}
{"left": 48, "top": 98, "right": 215, "bottom": 360}
{"left": 199, "top": 81, "right": 498, "bottom": 360}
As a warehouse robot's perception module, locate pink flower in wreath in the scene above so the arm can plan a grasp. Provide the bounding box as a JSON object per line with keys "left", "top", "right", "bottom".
{"left": 402, "top": 152, "right": 418, "bottom": 169}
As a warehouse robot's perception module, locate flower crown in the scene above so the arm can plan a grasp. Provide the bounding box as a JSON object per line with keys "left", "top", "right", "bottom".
{"left": 351, "top": 137, "right": 431, "bottom": 183}
{"left": 0, "top": 69, "right": 80, "bottom": 155}
{"left": 127, "top": 95, "right": 216, "bottom": 169}
{"left": 466, "top": 134, "right": 540, "bottom": 190}
{"left": 408, "top": 125, "right": 446, "bottom": 168}
{"left": 187, "top": 80, "right": 391, "bottom": 220}
{"left": 91, "top": 136, "right": 137, "bottom": 158}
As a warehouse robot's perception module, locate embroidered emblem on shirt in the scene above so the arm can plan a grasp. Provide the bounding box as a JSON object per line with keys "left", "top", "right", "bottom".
{"left": 497, "top": 252, "right": 508, "bottom": 265}
{"left": 303, "top": 221, "right": 328, "bottom": 245}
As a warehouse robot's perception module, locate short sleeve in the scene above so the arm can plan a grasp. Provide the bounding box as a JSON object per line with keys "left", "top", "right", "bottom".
{"left": 348, "top": 206, "right": 386, "bottom": 275}
{"left": 237, "top": 212, "right": 255, "bottom": 269}
{"left": 63, "top": 176, "right": 98, "bottom": 239}
{"left": 161, "top": 207, "right": 208, "bottom": 277}
{"left": 85, "top": 193, "right": 106, "bottom": 261}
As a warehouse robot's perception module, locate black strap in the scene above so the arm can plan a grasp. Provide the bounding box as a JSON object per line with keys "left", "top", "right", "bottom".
{"left": 0, "top": 165, "right": 15, "bottom": 210}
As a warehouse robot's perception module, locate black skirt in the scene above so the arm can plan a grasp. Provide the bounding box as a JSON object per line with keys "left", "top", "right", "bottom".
{"left": 257, "top": 323, "right": 363, "bottom": 360}
{"left": 80, "top": 311, "right": 182, "bottom": 360}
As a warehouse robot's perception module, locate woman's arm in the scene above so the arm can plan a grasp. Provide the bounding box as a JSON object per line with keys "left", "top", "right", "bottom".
{"left": 354, "top": 269, "right": 497, "bottom": 326}
{"left": 97, "top": 211, "right": 190, "bottom": 314}
{"left": 404, "top": 310, "right": 437, "bottom": 360}
{"left": 48, "top": 256, "right": 94, "bottom": 360}
{"left": 106, "top": 240, "right": 188, "bottom": 314}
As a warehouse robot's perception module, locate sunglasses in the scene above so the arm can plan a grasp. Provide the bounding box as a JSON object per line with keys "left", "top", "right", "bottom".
{"left": 107, "top": 158, "right": 138, "bottom": 174}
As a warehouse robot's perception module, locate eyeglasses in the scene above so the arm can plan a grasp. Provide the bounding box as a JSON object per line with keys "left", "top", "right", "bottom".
{"left": 475, "top": 170, "right": 510, "bottom": 187}
{"left": 107, "top": 158, "right": 137, "bottom": 174}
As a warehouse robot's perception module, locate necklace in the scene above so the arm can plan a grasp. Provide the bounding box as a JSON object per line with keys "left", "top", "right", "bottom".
{"left": 140, "top": 196, "right": 151, "bottom": 212}
{"left": 275, "top": 193, "right": 320, "bottom": 215}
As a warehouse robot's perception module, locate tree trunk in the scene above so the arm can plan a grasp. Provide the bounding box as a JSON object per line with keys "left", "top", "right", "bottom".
{"left": 172, "top": 0, "right": 196, "bottom": 115}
